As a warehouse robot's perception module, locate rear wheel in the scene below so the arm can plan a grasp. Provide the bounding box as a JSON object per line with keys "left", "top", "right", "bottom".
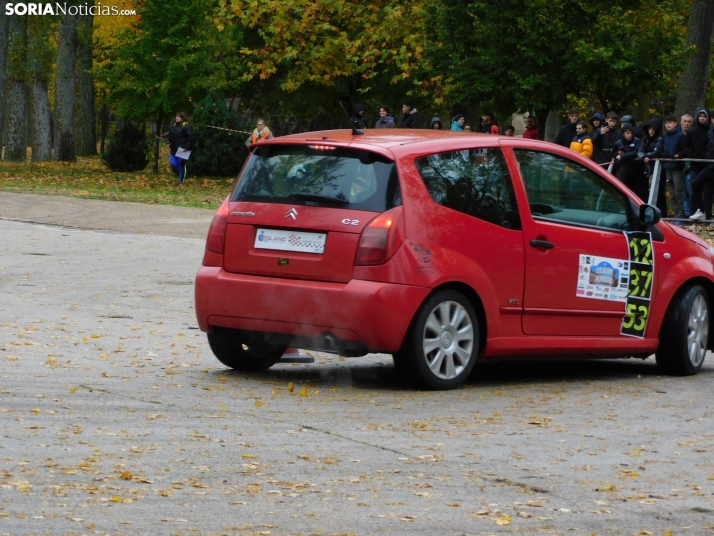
{"left": 656, "top": 284, "right": 709, "bottom": 376}
{"left": 207, "top": 330, "right": 287, "bottom": 371}
{"left": 396, "top": 290, "right": 479, "bottom": 390}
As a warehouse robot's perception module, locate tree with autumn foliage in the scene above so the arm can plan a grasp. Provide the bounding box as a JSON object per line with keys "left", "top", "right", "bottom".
{"left": 225, "top": 0, "right": 429, "bottom": 122}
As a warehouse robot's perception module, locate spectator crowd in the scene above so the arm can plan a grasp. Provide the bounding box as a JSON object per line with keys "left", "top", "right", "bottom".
{"left": 252, "top": 99, "right": 714, "bottom": 222}
{"left": 553, "top": 107, "right": 714, "bottom": 222}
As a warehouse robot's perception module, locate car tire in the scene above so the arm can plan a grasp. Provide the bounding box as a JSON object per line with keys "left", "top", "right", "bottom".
{"left": 656, "top": 284, "right": 709, "bottom": 376}
{"left": 207, "top": 330, "right": 287, "bottom": 371}
{"left": 397, "top": 290, "right": 479, "bottom": 390}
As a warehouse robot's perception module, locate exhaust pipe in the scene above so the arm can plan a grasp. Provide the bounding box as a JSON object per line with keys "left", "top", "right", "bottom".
{"left": 322, "top": 333, "right": 338, "bottom": 350}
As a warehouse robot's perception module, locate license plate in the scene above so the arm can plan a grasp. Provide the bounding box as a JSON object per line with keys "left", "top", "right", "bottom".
{"left": 254, "top": 228, "right": 326, "bottom": 254}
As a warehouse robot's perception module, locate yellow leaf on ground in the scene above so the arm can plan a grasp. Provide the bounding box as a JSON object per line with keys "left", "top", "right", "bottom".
{"left": 119, "top": 471, "right": 132, "bottom": 480}
{"left": 287, "top": 382, "right": 294, "bottom": 393}
{"left": 255, "top": 400, "right": 263, "bottom": 408}
{"left": 495, "top": 516, "right": 512, "bottom": 525}
{"left": 300, "top": 387, "right": 308, "bottom": 397}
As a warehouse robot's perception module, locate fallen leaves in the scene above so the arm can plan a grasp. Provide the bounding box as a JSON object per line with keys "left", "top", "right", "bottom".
{"left": 0, "top": 152, "right": 232, "bottom": 208}
{"left": 525, "top": 416, "right": 552, "bottom": 427}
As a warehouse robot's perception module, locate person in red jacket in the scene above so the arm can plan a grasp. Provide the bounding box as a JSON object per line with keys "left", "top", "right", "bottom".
{"left": 523, "top": 116, "right": 538, "bottom": 139}
{"left": 480, "top": 111, "right": 499, "bottom": 134}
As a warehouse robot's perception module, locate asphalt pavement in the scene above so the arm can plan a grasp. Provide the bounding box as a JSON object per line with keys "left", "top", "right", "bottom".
{"left": 2, "top": 191, "right": 714, "bottom": 535}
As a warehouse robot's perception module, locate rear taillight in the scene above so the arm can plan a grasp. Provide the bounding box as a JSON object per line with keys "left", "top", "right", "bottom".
{"left": 205, "top": 198, "right": 230, "bottom": 254}
{"left": 355, "top": 206, "right": 404, "bottom": 266}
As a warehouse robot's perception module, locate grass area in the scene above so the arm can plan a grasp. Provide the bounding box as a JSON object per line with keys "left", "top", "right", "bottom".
{"left": 0, "top": 147, "right": 236, "bottom": 209}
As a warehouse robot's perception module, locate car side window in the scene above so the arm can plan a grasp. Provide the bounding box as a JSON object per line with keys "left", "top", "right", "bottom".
{"left": 513, "top": 149, "right": 631, "bottom": 231}
{"left": 415, "top": 148, "right": 521, "bottom": 230}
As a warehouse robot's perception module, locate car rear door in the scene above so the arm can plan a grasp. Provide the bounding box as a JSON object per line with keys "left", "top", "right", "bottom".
{"left": 510, "top": 148, "right": 646, "bottom": 337}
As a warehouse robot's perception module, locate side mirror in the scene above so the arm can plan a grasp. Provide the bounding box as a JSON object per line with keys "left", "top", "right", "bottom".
{"left": 639, "top": 204, "right": 661, "bottom": 227}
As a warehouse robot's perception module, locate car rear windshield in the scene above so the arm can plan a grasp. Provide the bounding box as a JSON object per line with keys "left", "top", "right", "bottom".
{"left": 231, "top": 144, "right": 400, "bottom": 212}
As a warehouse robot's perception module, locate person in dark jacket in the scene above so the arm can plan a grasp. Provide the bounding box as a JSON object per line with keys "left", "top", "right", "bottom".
{"left": 682, "top": 109, "right": 712, "bottom": 172}
{"left": 613, "top": 124, "right": 647, "bottom": 201}
{"left": 400, "top": 101, "right": 419, "bottom": 128}
{"left": 680, "top": 114, "right": 694, "bottom": 215}
{"left": 638, "top": 117, "right": 664, "bottom": 213}
{"left": 592, "top": 111, "right": 621, "bottom": 167}
{"left": 619, "top": 115, "right": 645, "bottom": 139}
{"left": 432, "top": 117, "right": 444, "bottom": 130}
{"left": 682, "top": 109, "right": 712, "bottom": 218}
{"left": 661, "top": 115, "right": 685, "bottom": 218}
{"left": 689, "top": 134, "right": 714, "bottom": 220}
{"left": 480, "top": 111, "right": 499, "bottom": 134}
{"left": 374, "top": 105, "right": 395, "bottom": 128}
{"left": 638, "top": 118, "right": 663, "bottom": 169}
{"left": 554, "top": 108, "right": 579, "bottom": 147}
{"left": 590, "top": 112, "right": 604, "bottom": 133}
{"left": 163, "top": 112, "right": 195, "bottom": 185}
{"left": 349, "top": 104, "right": 368, "bottom": 129}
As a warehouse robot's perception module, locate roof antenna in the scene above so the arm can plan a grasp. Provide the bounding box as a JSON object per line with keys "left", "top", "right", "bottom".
{"left": 338, "top": 101, "right": 363, "bottom": 135}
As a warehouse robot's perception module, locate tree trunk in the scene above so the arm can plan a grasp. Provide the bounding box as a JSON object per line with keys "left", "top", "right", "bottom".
{"left": 30, "top": 81, "right": 51, "bottom": 161}
{"left": 75, "top": 14, "right": 97, "bottom": 156}
{"left": 153, "top": 113, "right": 163, "bottom": 173}
{"left": 27, "top": 17, "right": 53, "bottom": 162}
{"left": 99, "top": 103, "right": 108, "bottom": 154}
{"left": 675, "top": 0, "right": 714, "bottom": 118}
{"left": 637, "top": 89, "right": 652, "bottom": 123}
{"left": 5, "top": 16, "right": 28, "bottom": 162}
{"left": 54, "top": 11, "right": 78, "bottom": 162}
{"left": 544, "top": 109, "right": 560, "bottom": 143}
{"left": 0, "top": 0, "right": 11, "bottom": 157}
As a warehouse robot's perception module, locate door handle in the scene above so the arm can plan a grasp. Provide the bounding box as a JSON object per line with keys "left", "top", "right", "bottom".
{"left": 530, "top": 239, "right": 554, "bottom": 249}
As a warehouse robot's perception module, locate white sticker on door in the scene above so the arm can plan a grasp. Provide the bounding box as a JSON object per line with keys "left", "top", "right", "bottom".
{"left": 577, "top": 254, "right": 630, "bottom": 303}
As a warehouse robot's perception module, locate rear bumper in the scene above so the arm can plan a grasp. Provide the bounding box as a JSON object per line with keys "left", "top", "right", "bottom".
{"left": 195, "top": 267, "right": 431, "bottom": 353}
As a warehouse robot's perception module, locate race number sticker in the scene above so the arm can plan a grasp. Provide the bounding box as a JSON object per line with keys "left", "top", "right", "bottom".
{"left": 621, "top": 232, "right": 654, "bottom": 338}
{"left": 577, "top": 255, "right": 630, "bottom": 303}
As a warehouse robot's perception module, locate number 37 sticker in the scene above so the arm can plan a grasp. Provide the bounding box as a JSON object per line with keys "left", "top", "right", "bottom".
{"left": 621, "top": 232, "right": 654, "bottom": 338}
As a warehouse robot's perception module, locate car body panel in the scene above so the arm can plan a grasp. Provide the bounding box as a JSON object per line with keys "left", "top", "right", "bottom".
{"left": 195, "top": 266, "right": 430, "bottom": 352}
{"left": 196, "top": 129, "right": 714, "bottom": 361}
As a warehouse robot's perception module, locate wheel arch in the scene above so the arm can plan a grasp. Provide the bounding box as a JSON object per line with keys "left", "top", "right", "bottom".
{"left": 658, "top": 277, "right": 714, "bottom": 350}
{"left": 422, "top": 281, "right": 487, "bottom": 357}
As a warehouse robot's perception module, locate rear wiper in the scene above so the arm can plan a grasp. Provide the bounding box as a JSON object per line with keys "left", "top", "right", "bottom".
{"left": 289, "top": 192, "right": 349, "bottom": 205}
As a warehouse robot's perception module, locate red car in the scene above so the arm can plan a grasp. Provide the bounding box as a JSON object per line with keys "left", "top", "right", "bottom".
{"left": 195, "top": 130, "right": 714, "bottom": 389}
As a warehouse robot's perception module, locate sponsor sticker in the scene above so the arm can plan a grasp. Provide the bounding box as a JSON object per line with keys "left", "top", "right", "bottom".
{"left": 254, "top": 228, "right": 326, "bottom": 254}
{"left": 577, "top": 255, "right": 630, "bottom": 303}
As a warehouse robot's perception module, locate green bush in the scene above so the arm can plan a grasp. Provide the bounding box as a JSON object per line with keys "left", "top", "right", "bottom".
{"left": 190, "top": 92, "right": 248, "bottom": 177}
{"left": 102, "top": 122, "right": 149, "bottom": 172}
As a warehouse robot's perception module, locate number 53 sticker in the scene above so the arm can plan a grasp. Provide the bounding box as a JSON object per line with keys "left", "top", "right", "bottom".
{"left": 621, "top": 297, "right": 650, "bottom": 336}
